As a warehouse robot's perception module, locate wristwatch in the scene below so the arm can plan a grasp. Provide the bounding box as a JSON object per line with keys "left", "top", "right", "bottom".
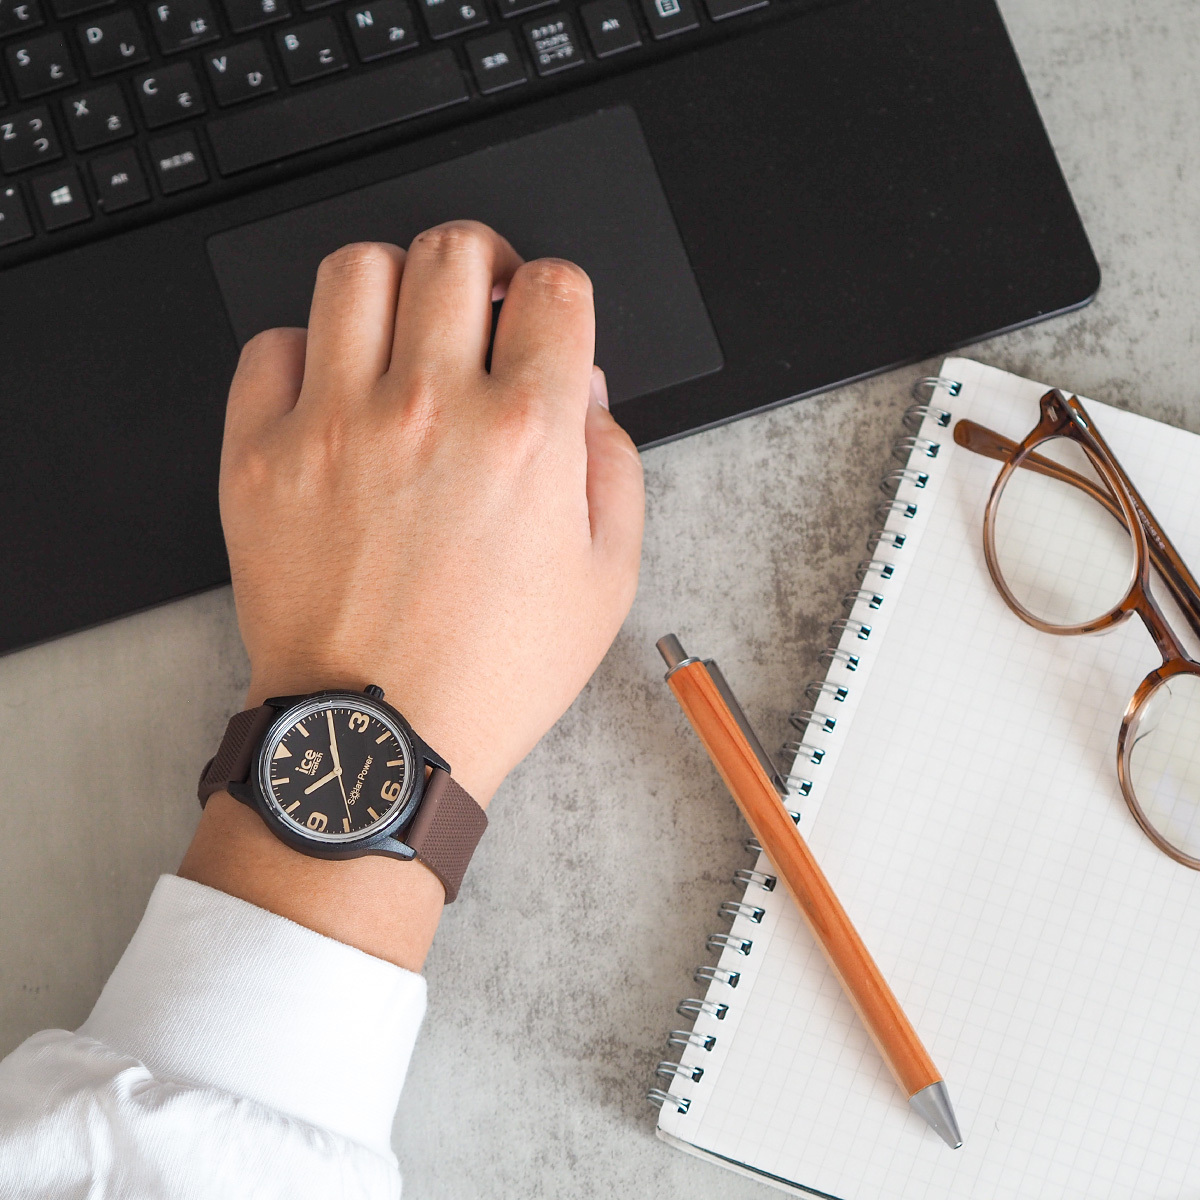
{"left": 197, "top": 685, "right": 487, "bottom": 902}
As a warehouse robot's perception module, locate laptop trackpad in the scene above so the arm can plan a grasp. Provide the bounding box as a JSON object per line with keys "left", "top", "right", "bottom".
{"left": 206, "top": 106, "right": 723, "bottom": 406}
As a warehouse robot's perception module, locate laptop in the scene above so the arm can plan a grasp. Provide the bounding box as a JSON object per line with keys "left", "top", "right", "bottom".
{"left": 0, "top": 0, "right": 1099, "bottom": 653}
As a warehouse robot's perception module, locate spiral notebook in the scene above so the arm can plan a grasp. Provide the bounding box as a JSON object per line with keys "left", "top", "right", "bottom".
{"left": 651, "top": 358, "right": 1200, "bottom": 1199}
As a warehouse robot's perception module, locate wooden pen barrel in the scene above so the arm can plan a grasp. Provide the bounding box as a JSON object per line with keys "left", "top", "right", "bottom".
{"left": 668, "top": 659, "right": 941, "bottom": 1099}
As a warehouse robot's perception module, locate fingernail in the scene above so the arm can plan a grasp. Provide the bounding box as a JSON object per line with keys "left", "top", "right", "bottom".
{"left": 590, "top": 366, "right": 609, "bottom": 410}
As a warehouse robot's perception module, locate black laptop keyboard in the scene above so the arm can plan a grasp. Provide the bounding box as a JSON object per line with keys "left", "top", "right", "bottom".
{"left": 0, "top": 0, "right": 788, "bottom": 262}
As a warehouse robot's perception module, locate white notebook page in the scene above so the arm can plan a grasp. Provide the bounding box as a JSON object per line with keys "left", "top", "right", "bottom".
{"left": 657, "top": 359, "right": 1200, "bottom": 1199}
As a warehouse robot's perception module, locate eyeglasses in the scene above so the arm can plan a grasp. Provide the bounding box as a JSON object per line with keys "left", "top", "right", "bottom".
{"left": 955, "top": 388, "right": 1200, "bottom": 869}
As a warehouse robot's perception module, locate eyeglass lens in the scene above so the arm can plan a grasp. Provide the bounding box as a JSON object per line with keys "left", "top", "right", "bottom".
{"left": 992, "top": 437, "right": 1137, "bottom": 628}
{"left": 1128, "top": 673, "right": 1200, "bottom": 862}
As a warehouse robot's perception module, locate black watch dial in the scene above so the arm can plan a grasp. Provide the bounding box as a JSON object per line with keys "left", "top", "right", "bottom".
{"left": 259, "top": 698, "right": 416, "bottom": 842}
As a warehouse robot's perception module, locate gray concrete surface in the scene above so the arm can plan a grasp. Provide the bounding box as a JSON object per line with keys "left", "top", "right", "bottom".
{"left": 2, "top": 1, "right": 1198, "bottom": 1194}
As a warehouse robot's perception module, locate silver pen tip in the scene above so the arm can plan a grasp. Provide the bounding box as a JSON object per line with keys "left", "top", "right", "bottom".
{"left": 909, "top": 1081, "right": 963, "bottom": 1149}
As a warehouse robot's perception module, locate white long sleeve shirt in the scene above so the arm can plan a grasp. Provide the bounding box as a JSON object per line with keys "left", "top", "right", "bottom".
{"left": 0, "top": 875, "right": 426, "bottom": 1198}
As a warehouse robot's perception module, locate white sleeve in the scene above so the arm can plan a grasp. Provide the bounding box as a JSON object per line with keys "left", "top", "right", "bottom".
{"left": 0, "top": 874, "right": 427, "bottom": 1200}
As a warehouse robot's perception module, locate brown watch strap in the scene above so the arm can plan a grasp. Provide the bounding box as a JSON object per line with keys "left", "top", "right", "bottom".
{"left": 405, "top": 768, "right": 487, "bottom": 903}
{"left": 198, "top": 704, "right": 276, "bottom": 805}
{"left": 197, "top": 704, "right": 487, "bottom": 902}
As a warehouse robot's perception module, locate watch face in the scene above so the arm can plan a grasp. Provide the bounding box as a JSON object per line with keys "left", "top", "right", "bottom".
{"left": 258, "top": 696, "right": 417, "bottom": 843}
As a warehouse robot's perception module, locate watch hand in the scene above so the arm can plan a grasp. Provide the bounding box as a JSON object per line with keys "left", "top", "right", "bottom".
{"left": 326, "top": 710, "right": 353, "bottom": 821}
{"left": 303, "top": 766, "right": 343, "bottom": 795}
{"left": 326, "top": 710, "right": 342, "bottom": 774}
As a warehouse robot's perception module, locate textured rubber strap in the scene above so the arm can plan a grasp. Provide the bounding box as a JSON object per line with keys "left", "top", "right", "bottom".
{"left": 198, "top": 705, "right": 276, "bottom": 805}
{"left": 405, "top": 769, "right": 487, "bottom": 903}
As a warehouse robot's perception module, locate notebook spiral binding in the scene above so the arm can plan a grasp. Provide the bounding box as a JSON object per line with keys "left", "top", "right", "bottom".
{"left": 645, "top": 374, "right": 962, "bottom": 1118}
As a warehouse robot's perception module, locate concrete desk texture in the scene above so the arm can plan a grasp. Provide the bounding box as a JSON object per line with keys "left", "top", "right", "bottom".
{"left": 1, "top": 1, "right": 1197, "bottom": 1194}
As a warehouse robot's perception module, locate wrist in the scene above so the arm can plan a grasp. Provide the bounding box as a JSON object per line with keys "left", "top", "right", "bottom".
{"left": 180, "top": 791, "right": 447, "bottom": 971}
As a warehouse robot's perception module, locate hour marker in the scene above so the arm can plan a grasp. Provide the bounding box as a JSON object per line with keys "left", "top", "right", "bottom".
{"left": 386, "top": 760, "right": 402, "bottom": 768}
{"left": 295, "top": 722, "right": 309, "bottom": 737}
{"left": 342, "top": 817, "right": 351, "bottom": 832}
{"left": 284, "top": 801, "right": 300, "bottom": 813}
{"left": 274, "top": 777, "right": 291, "bottom": 786}
{"left": 273, "top": 743, "right": 292, "bottom": 759}
{"left": 375, "top": 731, "right": 390, "bottom": 744}
{"left": 367, "top": 807, "right": 380, "bottom": 820}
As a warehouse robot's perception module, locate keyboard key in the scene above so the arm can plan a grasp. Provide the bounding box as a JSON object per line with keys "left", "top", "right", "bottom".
{"left": 6, "top": 32, "right": 78, "bottom": 99}
{"left": 0, "top": 105, "right": 61, "bottom": 172}
{"left": 51, "top": 0, "right": 110, "bottom": 16}
{"left": 89, "top": 143, "right": 149, "bottom": 209}
{"left": 702, "top": 0, "right": 764, "bottom": 17}
{"left": 0, "top": 184, "right": 34, "bottom": 246}
{"left": 148, "top": 0, "right": 219, "bottom": 53}
{"left": 204, "top": 39, "right": 276, "bottom": 103}
{"left": 417, "top": 0, "right": 485, "bottom": 41}
{"left": 207, "top": 47, "right": 466, "bottom": 174}
{"left": 148, "top": 128, "right": 207, "bottom": 191}
{"left": 78, "top": 11, "right": 149, "bottom": 75}
{"left": 297, "top": 0, "right": 336, "bottom": 9}
{"left": 134, "top": 61, "right": 206, "bottom": 125}
{"left": 30, "top": 163, "right": 90, "bottom": 227}
{"left": 223, "top": 0, "right": 288, "bottom": 32}
{"left": 638, "top": 0, "right": 696, "bottom": 38}
{"left": 579, "top": 0, "right": 638, "bottom": 56}
{"left": 466, "top": 30, "right": 524, "bottom": 93}
{"left": 62, "top": 82, "right": 133, "bottom": 148}
{"left": 346, "top": 0, "right": 417, "bottom": 62}
{"left": 0, "top": 0, "right": 45, "bottom": 37}
{"left": 522, "top": 12, "right": 581, "bottom": 75}
{"left": 495, "top": 0, "right": 551, "bottom": 17}
{"left": 276, "top": 17, "right": 346, "bottom": 83}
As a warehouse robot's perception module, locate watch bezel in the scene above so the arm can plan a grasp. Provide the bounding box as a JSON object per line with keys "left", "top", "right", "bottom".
{"left": 251, "top": 691, "right": 425, "bottom": 858}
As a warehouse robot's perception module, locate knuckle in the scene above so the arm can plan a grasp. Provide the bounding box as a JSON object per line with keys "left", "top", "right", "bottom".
{"left": 398, "top": 364, "right": 447, "bottom": 422}
{"left": 411, "top": 220, "right": 492, "bottom": 260}
{"left": 221, "top": 436, "right": 275, "bottom": 498}
{"left": 238, "top": 325, "right": 294, "bottom": 366}
{"left": 518, "top": 258, "right": 592, "bottom": 304}
{"left": 492, "top": 396, "right": 552, "bottom": 459}
{"left": 317, "top": 241, "right": 400, "bottom": 285}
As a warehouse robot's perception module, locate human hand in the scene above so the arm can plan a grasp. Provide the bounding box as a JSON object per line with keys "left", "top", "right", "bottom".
{"left": 218, "top": 221, "right": 645, "bottom": 804}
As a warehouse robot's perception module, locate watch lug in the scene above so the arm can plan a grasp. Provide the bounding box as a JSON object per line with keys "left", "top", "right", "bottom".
{"left": 227, "top": 780, "right": 256, "bottom": 808}
{"left": 374, "top": 837, "right": 417, "bottom": 862}
{"left": 263, "top": 694, "right": 308, "bottom": 710}
{"left": 423, "top": 746, "right": 451, "bottom": 774}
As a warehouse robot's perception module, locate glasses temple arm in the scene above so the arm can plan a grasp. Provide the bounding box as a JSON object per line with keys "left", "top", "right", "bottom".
{"left": 954, "top": 419, "right": 1200, "bottom": 641}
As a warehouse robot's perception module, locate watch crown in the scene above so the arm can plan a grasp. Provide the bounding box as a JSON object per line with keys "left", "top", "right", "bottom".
{"left": 364, "top": 684, "right": 385, "bottom": 699}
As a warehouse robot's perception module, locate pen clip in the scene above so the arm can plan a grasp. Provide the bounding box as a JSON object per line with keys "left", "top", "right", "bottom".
{"left": 657, "top": 633, "right": 788, "bottom": 796}
{"left": 702, "top": 660, "right": 788, "bottom": 797}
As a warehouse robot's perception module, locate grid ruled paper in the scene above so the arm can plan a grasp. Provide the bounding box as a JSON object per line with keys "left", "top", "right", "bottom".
{"left": 656, "top": 359, "right": 1200, "bottom": 1199}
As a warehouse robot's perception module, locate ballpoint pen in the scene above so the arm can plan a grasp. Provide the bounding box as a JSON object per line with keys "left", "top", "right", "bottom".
{"left": 657, "top": 633, "right": 963, "bottom": 1149}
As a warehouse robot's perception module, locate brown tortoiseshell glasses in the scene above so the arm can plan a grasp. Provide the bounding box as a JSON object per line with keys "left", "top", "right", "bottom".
{"left": 955, "top": 388, "right": 1200, "bottom": 869}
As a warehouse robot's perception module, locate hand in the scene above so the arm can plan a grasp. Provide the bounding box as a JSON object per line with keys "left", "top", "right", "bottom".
{"left": 181, "top": 221, "right": 644, "bottom": 968}
{"left": 218, "top": 221, "right": 645, "bottom": 804}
